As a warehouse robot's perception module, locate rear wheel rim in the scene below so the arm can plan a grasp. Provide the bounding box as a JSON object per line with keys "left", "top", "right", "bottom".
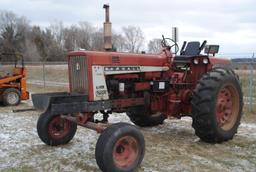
{"left": 7, "top": 92, "right": 19, "bottom": 105}
{"left": 48, "top": 116, "right": 71, "bottom": 139}
{"left": 113, "top": 136, "right": 139, "bottom": 168}
{"left": 216, "top": 84, "right": 240, "bottom": 130}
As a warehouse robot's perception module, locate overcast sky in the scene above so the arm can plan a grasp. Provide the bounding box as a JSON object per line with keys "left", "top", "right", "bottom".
{"left": 0, "top": 0, "right": 255, "bottom": 57}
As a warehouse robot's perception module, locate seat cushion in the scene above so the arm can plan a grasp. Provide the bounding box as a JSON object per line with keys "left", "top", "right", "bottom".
{"left": 173, "top": 55, "right": 194, "bottom": 63}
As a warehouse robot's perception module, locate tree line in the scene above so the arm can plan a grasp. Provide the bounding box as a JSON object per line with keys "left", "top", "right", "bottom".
{"left": 0, "top": 10, "right": 163, "bottom": 62}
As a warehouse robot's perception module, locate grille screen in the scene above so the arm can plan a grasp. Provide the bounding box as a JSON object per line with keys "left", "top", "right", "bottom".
{"left": 69, "top": 56, "right": 88, "bottom": 94}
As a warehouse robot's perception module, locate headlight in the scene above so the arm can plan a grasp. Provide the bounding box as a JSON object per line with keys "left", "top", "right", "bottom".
{"left": 203, "top": 58, "right": 209, "bottom": 64}
{"left": 193, "top": 58, "right": 199, "bottom": 64}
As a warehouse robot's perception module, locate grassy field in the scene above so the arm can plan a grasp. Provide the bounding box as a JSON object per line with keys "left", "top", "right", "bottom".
{"left": 27, "top": 65, "right": 69, "bottom": 83}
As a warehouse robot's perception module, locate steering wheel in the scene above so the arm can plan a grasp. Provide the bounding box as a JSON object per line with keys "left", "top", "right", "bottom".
{"left": 161, "top": 35, "right": 179, "bottom": 54}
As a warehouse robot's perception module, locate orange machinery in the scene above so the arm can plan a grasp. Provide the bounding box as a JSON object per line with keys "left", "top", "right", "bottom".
{"left": 0, "top": 53, "right": 29, "bottom": 106}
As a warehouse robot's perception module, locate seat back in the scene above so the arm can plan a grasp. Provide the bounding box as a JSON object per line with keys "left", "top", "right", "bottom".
{"left": 181, "top": 41, "right": 201, "bottom": 56}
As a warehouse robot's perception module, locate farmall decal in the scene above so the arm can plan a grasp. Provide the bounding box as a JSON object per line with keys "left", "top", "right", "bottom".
{"left": 103, "top": 66, "right": 169, "bottom": 75}
{"left": 104, "top": 66, "right": 140, "bottom": 75}
{"left": 104, "top": 66, "right": 140, "bottom": 71}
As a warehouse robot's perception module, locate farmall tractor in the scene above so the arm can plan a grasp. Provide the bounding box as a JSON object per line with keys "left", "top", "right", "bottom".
{"left": 32, "top": 36, "right": 243, "bottom": 172}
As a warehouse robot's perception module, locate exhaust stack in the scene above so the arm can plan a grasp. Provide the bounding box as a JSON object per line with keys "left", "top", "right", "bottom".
{"left": 103, "top": 4, "right": 112, "bottom": 51}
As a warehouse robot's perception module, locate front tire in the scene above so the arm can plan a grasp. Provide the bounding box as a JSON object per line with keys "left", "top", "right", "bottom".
{"left": 191, "top": 67, "right": 243, "bottom": 143}
{"left": 37, "top": 111, "right": 77, "bottom": 146}
{"left": 2, "top": 88, "right": 21, "bottom": 106}
{"left": 95, "top": 122, "right": 145, "bottom": 172}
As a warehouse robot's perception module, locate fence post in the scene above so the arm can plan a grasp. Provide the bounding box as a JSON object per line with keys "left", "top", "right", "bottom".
{"left": 248, "top": 53, "right": 254, "bottom": 112}
{"left": 43, "top": 61, "right": 46, "bottom": 90}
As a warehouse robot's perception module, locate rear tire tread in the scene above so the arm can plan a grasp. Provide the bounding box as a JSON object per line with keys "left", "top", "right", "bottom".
{"left": 192, "top": 67, "right": 243, "bottom": 143}
{"left": 127, "top": 107, "right": 166, "bottom": 127}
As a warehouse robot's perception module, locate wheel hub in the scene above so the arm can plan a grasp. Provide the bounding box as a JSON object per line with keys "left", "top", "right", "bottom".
{"left": 216, "top": 85, "right": 239, "bottom": 130}
{"left": 113, "top": 136, "right": 139, "bottom": 168}
{"left": 7, "top": 92, "right": 19, "bottom": 105}
{"left": 48, "top": 116, "right": 71, "bottom": 139}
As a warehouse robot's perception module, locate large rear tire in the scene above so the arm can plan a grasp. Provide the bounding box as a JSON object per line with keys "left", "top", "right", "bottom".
{"left": 127, "top": 106, "right": 166, "bottom": 127}
{"left": 95, "top": 122, "right": 145, "bottom": 172}
{"left": 37, "top": 111, "right": 77, "bottom": 146}
{"left": 191, "top": 67, "right": 243, "bottom": 143}
{"left": 2, "top": 88, "right": 21, "bottom": 106}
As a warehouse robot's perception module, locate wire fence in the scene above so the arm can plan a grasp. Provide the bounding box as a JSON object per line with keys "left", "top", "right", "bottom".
{"left": 234, "top": 64, "right": 256, "bottom": 113}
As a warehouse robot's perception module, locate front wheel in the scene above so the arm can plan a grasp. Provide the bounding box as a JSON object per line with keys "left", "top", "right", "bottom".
{"left": 192, "top": 67, "right": 243, "bottom": 143}
{"left": 37, "top": 112, "right": 77, "bottom": 146}
{"left": 2, "top": 88, "right": 21, "bottom": 106}
{"left": 95, "top": 122, "right": 145, "bottom": 172}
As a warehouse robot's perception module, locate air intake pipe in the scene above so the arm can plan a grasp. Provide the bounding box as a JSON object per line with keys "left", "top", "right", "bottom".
{"left": 103, "top": 4, "right": 112, "bottom": 51}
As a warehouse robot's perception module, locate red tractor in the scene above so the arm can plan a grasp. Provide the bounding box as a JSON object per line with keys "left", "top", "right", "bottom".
{"left": 32, "top": 36, "right": 243, "bottom": 172}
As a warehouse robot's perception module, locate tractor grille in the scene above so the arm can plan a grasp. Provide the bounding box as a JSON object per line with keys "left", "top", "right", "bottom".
{"left": 69, "top": 56, "right": 88, "bottom": 94}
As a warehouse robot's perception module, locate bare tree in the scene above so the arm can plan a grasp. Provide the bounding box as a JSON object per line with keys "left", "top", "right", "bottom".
{"left": 0, "top": 10, "right": 152, "bottom": 62}
{"left": 122, "top": 26, "right": 145, "bottom": 53}
{"left": 77, "top": 22, "right": 94, "bottom": 50}
{"left": 50, "top": 21, "right": 64, "bottom": 47}
{"left": 23, "top": 38, "right": 41, "bottom": 61}
{"left": 63, "top": 25, "right": 78, "bottom": 51}
{"left": 0, "top": 11, "right": 30, "bottom": 60}
{"left": 62, "top": 23, "right": 95, "bottom": 51}
{"left": 90, "top": 28, "right": 104, "bottom": 51}
{"left": 112, "top": 33, "right": 126, "bottom": 52}
{"left": 0, "top": 11, "right": 16, "bottom": 32}
{"left": 147, "top": 38, "right": 162, "bottom": 54}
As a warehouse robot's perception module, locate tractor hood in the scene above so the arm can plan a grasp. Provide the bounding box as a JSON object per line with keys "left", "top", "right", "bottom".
{"left": 68, "top": 50, "right": 170, "bottom": 66}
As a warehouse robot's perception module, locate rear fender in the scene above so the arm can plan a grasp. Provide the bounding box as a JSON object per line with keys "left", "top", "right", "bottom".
{"left": 209, "top": 57, "right": 231, "bottom": 65}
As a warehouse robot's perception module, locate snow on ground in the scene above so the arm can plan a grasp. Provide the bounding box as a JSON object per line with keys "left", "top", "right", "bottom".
{"left": 1, "top": 99, "right": 256, "bottom": 172}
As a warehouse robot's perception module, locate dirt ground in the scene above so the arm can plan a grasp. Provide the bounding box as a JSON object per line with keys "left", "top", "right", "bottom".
{"left": 0, "top": 83, "right": 256, "bottom": 172}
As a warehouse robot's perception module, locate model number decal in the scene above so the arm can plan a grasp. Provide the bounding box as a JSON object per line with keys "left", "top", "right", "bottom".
{"left": 96, "top": 90, "right": 107, "bottom": 97}
{"left": 95, "top": 85, "right": 106, "bottom": 97}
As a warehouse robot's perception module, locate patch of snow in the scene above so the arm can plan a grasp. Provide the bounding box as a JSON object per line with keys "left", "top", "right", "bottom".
{"left": 240, "top": 123, "right": 256, "bottom": 129}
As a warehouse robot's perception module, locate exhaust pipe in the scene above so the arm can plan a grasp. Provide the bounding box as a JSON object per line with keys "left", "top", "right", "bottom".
{"left": 103, "top": 4, "right": 112, "bottom": 51}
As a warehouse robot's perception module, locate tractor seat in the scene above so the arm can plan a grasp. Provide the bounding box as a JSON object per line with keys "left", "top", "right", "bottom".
{"left": 180, "top": 41, "right": 201, "bottom": 56}
{"left": 174, "top": 40, "right": 207, "bottom": 63}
